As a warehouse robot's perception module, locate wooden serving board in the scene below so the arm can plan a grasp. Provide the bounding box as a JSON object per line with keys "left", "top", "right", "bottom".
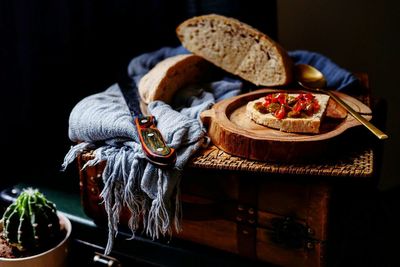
{"left": 200, "top": 89, "right": 372, "bottom": 162}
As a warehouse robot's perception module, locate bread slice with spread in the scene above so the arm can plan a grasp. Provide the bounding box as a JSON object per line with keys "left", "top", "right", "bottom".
{"left": 176, "top": 14, "right": 293, "bottom": 87}
{"left": 246, "top": 92, "right": 330, "bottom": 134}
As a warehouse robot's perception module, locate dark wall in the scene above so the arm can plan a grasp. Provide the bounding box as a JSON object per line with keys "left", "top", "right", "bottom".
{"left": 0, "top": 0, "right": 277, "bottom": 188}
{"left": 277, "top": 0, "right": 400, "bottom": 191}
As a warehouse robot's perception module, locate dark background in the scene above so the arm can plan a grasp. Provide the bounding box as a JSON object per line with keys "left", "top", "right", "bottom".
{"left": 0, "top": 0, "right": 277, "bottom": 189}
{"left": 277, "top": 0, "right": 400, "bottom": 192}
{"left": 0, "top": 1, "right": 399, "bottom": 266}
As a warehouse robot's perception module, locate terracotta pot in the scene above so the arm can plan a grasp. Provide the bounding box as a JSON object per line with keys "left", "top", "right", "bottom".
{"left": 0, "top": 212, "right": 72, "bottom": 267}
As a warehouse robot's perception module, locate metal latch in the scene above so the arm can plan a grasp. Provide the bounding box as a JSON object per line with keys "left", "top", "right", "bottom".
{"left": 93, "top": 252, "right": 121, "bottom": 267}
{"left": 270, "top": 216, "right": 316, "bottom": 250}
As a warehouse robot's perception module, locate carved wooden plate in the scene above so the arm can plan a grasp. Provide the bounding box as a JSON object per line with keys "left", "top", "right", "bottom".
{"left": 200, "top": 89, "right": 372, "bottom": 162}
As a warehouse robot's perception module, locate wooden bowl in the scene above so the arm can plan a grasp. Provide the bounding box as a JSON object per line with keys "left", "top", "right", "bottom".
{"left": 200, "top": 89, "right": 372, "bottom": 162}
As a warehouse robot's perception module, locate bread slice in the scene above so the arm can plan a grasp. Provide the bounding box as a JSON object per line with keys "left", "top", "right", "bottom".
{"left": 326, "top": 98, "right": 347, "bottom": 119}
{"left": 246, "top": 94, "right": 330, "bottom": 134}
{"left": 138, "top": 54, "right": 214, "bottom": 104}
{"left": 176, "top": 14, "right": 293, "bottom": 86}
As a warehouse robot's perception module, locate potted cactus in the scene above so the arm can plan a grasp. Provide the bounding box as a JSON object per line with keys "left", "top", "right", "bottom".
{"left": 0, "top": 188, "right": 72, "bottom": 267}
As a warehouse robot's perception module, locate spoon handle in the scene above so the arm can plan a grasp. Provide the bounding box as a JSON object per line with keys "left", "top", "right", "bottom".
{"left": 326, "top": 91, "right": 388, "bottom": 140}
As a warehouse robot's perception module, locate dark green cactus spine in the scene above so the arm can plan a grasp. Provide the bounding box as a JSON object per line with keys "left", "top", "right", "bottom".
{"left": 1, "top": 188, "right": 60, "bottom": 251}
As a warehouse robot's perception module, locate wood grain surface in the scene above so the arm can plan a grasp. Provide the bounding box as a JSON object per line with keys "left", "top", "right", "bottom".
{"left": 201, "top": 88, "right": 372, "bottom": 162}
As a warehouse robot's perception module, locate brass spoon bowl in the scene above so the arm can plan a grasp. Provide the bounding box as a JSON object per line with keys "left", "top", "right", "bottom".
{"left": 294, "top": 64, "right": 388, "bottom": 140}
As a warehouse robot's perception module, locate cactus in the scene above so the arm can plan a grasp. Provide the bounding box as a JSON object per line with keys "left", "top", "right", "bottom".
{"left": 1, "top": 188, "right": 60, "bottom": 252}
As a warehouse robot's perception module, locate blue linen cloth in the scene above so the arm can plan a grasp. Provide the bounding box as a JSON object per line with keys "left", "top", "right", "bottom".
{"left": 62, "top": 46, "right": 359, "bottom": 255}
{"left": 289, "top": 50, "right": 359, "bottom": 91}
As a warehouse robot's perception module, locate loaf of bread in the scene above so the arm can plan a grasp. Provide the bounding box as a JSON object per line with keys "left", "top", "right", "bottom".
{"left": 138, "top": 54, "right": 214, "bottom": 104}
{"left": 246, "top": 94, "right": 330, "bottom": 134}
{"left": 176, "top": 14, "right": 293, "bottom": 87}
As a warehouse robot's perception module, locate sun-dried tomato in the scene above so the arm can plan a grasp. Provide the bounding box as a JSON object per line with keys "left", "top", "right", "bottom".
{"left": 261, "top": 92, "right": 321, "bottom": 120}
{"left": 274, "top": 105, "right": 286, "bottom": 120}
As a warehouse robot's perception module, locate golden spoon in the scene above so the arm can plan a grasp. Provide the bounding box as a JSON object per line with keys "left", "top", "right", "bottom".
{"left": 294, "top": 64, "right": 388, "bottom": 140}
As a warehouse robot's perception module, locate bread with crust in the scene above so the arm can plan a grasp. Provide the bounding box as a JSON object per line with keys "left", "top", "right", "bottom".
{"left": 246, "top": 94, "right": 330, "bottom": 134}
{"left": 176, "top": 14, "right": 293, "bottom": 87}
{"left": 138, "top": 54, "right": 214, "bottom": 104}
{"left": 326, "top": 98, "right": 348, "bottom": 119}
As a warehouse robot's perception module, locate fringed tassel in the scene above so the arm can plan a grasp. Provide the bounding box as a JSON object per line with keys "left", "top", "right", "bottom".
{"left": 101, "top": 183, "right": 116, "bottom": 255}
{"left": 145, "top": 170, "right": 171, "bottom": 239}
{"left": 81, "top": 146, "right": 108, "bottom": 169}
{"left": 62, "top": 140, "right": 183, "bottom": 254}
{"left": 61, "top": 142, "right": 94, "bottom": 171}
{"left": 174, "top": 180, "right": 183, "bottom": 234}
{"left": 100, "top": 148, "right": 125, "bottom": 255}
{"left": 124, "top": 158, "right": 145, "bottom": 239}
{"left": 99, "top": 146, "right": 146, "bottom": 255}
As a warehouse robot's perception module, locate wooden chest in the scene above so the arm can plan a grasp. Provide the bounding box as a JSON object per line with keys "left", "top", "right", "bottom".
{"left": 77, "top": 74, "right": 378, "bottom": 267}
{"left": 79, "top": 137, "right": 377, "bottom": 267}
{"left": 80, "top": 154, "right": 328, "bottom": 266}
